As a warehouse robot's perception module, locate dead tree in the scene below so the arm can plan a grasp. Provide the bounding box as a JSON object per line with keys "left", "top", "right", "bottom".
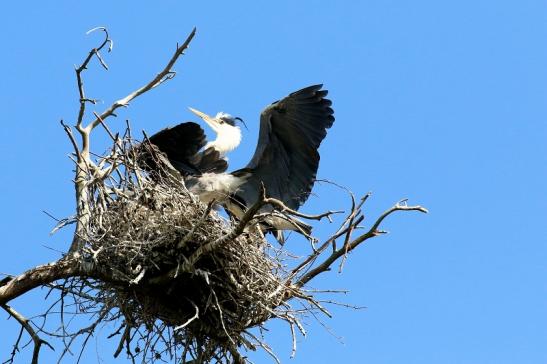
{"left": 0, "top": 28, "right": 427, "bottom": 364}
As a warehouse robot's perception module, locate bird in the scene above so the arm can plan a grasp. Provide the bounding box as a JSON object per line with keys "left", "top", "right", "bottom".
{"left": 144, "top": 84, "right": 335, "bottom": 240}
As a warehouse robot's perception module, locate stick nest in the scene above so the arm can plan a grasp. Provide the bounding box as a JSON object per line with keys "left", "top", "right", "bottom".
{"left": 75, "top": 138, "right": 302, "bottom": 362}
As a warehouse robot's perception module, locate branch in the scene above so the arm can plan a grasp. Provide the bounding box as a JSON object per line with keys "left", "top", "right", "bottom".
{"left": 1, "top": 304, "right": 54, "bottom": 364}
{"left": 76, "top": 27, "right": 112, "bottom": 129}
{"left": 174, "top": 300, "right": 199, "bottom": 331}
{"left": 86, "top": 27, "right": 197, "bottom": 131}
{"left": 0, "top": 256, "right": 127, "bottom": 305}
{"left": 68, "top": 28, "right": 113, "bottom": 253}
{"left": 263, "top": 197, "right": 342, "bottom": 222}
{"left": 0, "top": 259, "right": 79, "bottom": 305}
{"left": 67, "top": 27, "right": 197, "bottom": 254}
{"left": 295, "top": 199, "right": 428, "bottom": 287}
{"left": 288, "top": 194, "right": 369, "bottom": 280}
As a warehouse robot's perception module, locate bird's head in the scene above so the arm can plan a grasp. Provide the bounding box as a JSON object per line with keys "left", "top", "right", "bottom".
{"left": 188, "top": 107, "right": 247, "bottom": 154}
{"left": 188, "top": 107, "right": 247, "bottom": 133}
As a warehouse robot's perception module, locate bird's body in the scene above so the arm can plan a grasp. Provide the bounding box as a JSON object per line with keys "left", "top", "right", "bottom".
{"left": 145, "top": 85, "right": 334, "bottom": 239}
{"left": 185, "top": 172, "right": 244, "bottom": 205}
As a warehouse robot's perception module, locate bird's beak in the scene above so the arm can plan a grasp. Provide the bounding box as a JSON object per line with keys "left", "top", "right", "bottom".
{"left": 188, "top": 107, "right": 220, "bottom": 132}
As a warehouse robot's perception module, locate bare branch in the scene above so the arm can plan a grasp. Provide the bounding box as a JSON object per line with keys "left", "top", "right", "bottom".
{"left": 66, "top": 28, "right": 113, "bottom": 253}
{"left": 86, "top": 27, "right": 197, "bottom": 131}
{"left": 0, "top": 259, "right": 79, "bottom": 305}
{"left": 295, "top": 199, "right": 428, "bottom": 287}
{"left": 3, "top": 325, "right": 24, "bottom": 364}
{"left": 76, "top": 27, "right": 112, "bottom": 129}
{"left": 263, "top": 197, "right": 342, "bottom": 222}
{"left": 60, "top": 120, "right": 81, "bottom": 161}
{"left": 93, "top": 111, "right": 117, "bottom": 142}
{"left": 1, "top": 304, "right": 54, "bottom": 364}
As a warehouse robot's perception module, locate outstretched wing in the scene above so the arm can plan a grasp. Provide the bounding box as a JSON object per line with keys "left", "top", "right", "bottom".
{"left": 145, "top": 122, "right": 227, "bottom": 176}
{"left": 232, "top": 84, "right": 334, "bottom": 210}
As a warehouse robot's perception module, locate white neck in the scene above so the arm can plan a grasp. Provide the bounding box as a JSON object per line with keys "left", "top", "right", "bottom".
{"left": 205, "top": 125, "right": 242, "bottom": 156}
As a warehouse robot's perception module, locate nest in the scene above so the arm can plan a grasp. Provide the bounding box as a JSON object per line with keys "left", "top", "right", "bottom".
{"left": 74, "top": 138, "right": 305, "bottom": 363}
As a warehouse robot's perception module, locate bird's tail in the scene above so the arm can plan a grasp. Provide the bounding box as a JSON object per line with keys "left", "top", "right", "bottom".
{"left": 267, "top": 213, "right": 313, "bottom": 245}
{"left": 290, "top": 217, "right": 313, "bottom": 236}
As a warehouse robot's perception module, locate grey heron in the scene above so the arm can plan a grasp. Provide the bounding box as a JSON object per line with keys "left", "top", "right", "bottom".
{"left": 146, "top": 84, "right": 334, "bottom": 239}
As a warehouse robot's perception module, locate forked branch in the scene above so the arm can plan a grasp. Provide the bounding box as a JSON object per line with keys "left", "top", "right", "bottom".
{"left": 294, "top": 198, "right": 428, "bottom": 287}
{"left": 67, "top": 27, "right": 197, "bottom": 253}
{"left": 1, "top": 304, "right": 54, "bottom": 364}
{"left": 87, "top": 27, "right": 196, "bottom": 131}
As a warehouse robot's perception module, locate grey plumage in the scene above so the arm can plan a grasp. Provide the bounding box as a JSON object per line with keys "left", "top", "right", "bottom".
{"left": 231, "top": 84, "right": 334, "bottom": 213}
{"left": 145, "top": 84, "right": 335, "bottom": 239}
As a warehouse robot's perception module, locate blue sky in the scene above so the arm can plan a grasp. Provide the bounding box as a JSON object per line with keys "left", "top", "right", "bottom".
{"left": 1, "top": 1, "right": 546, "bottom": 363}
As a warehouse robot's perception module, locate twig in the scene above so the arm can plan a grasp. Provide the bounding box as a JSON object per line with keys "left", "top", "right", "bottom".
{"left": 263, "top": 197, "right": 342, "bottom": 222}
{"left": 1, "top": 304, "right": 54, "bottom": 364}
{"left": 181, "top": 186, "right": 269, "bottom": 270}
{"left": 60, "top": 120, "right": 82, "bottom": 162}
{"left": 295, "top": 200, "right": 428, "bottom": 287}
{"left": 3, "top": 325, "right": 24, "bottom": 364}
{"left": 176, "top": 201, "right": 215, "bottom": 250}
{"left": 174, "top": 301, "right": 199, "bottom": 331}
{"left": 93, "top": 111, "right": 117, "bottom": 142}
{"left": 86, "top": 27, "right": 196, "bottom": 131}
{"left": 113, "top": 325, "right": 131, "bottom": 358}
{"left": 289, "top": 322, "right": 297, "bottom": 358}
{"left": 75, "top": 27, "right": 111, "bottom": 129}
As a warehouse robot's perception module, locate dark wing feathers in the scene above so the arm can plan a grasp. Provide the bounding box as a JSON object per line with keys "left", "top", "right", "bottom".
{"left": 233, "top": 84, "right": 334, "bottom": 210}
{"left": 194, "top": 147, "right": 228, "bottom": 174}
{"left": 146, "top": 122, "right": 227, "bottom": 176}
{"left": 149, "top": 122, "right": 206, "bottom": 161}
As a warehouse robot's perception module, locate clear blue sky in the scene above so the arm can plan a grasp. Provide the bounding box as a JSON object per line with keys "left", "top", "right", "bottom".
{"left": 1, "top": 1, "right": 546, "bottom": 363}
